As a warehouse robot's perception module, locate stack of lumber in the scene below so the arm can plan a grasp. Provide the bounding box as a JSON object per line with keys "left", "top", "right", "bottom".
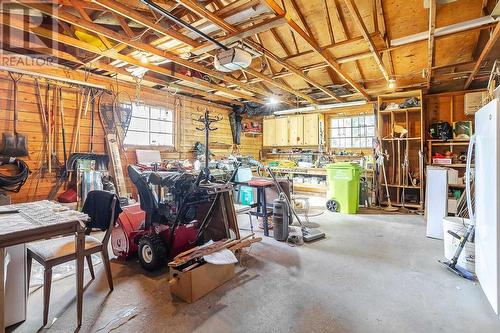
{"left": 168, "top": 233, "right": 261, "bottom": 272}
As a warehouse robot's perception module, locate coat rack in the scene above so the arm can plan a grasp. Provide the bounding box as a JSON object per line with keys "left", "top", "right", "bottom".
{"left": 194, "top": 108, "right": 222, "bottom": 184}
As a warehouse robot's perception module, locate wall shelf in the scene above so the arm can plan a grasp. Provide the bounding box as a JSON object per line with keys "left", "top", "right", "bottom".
{"left": 377, "top": 89, "right": 424, "bottom": 211}
{"left": 378, "top": 106, "right": 422, "bottom": 114}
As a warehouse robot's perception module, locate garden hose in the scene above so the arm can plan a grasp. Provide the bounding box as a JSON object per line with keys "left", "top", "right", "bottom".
{"left": 0, "top": 157, "right": 30, "bottom": 193}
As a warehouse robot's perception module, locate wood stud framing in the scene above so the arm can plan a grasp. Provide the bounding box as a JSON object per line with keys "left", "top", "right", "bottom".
{"left": 427, "top": 0, "right": 436, "bottom": 87}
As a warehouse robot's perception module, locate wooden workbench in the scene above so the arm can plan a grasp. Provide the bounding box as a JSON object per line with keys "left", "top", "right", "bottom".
{"left": 0, "top": 201, "right": 88, "bottom": 332}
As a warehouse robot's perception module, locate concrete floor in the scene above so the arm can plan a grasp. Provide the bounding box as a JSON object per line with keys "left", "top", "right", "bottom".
{"left": 9, "top": 210, "right": 500, "bottom": 333}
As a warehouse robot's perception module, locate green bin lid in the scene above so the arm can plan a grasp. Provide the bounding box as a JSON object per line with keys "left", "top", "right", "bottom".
{"left": 325, "top": 162, "right": 361, "bottom": 169}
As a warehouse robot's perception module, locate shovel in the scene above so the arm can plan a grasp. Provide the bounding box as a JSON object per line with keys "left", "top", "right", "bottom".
{"left": 2, "top": 73, "right": 28, "bottom": 157}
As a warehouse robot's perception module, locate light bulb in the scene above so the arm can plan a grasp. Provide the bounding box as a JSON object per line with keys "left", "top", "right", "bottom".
{"left": 267, "top": 96, "right": 279, "bottom": 105}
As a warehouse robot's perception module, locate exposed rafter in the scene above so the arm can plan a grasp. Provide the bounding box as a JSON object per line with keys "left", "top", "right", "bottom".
{"left": 375, "top": 0, "right": 395, "bottom": 77}
{"left": 190, "top": 15, "right": 287, "bottom": 55}
{"left": 92, "top": 0, "right": 314, "bottom": 104}
{"left": 262, "top": 0, "right": 370, "bottom": 100}
{"left": 173, "top": 0, "right": 337, "bottom": 103}
{"left": 465, "top": 22, "right": 500, "bottom": 89}
{"left": 17, "top": 1, "right": 273, "bottom": 101}
{"left": 2, "top": 12, "right": 262, "bottom": 103}
{"left": 288, "top": 0, "right": 314, "bottom": 37}
{"left": 93, "top": 0, "right": 199, "bottom": 47}
{"left": 95, "top": 62, "right": 244, "bottom": 105}
{"left": 343, "top": 0, "right": 389, "bottom": 82}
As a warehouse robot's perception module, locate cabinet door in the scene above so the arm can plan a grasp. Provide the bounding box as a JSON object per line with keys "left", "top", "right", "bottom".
{"left": 288, "top": 115, "right": 304, "bottom": 146}
{"left": 303, "top": 113, "right": 319, "bottom": 146}
{"left": 275, "top": 117, "right": 289, "bottom": 146}
{"left": 263, "top": 118, "right": 276, "bottom": 146}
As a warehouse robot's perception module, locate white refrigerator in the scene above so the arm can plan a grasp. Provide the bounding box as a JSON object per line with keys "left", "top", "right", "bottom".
{"left": 473, "top": 97, "right": 500, "bottom": 314}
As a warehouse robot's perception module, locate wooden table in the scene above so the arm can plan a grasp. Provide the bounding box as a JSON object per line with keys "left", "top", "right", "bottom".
{"left": 0, "top": 201, "right": 88, "bottom": 332}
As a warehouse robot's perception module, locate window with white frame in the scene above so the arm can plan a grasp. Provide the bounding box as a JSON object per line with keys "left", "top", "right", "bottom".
{"left": 124, "top": 104, "right": 174, "bottom": 147}
{"left": 328, "top": 114, "right": 375, "bottom": 149}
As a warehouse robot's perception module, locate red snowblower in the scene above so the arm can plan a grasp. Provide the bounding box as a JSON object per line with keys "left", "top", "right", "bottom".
{"left": 111, "top": 164, "right": 237, "bottom": 271}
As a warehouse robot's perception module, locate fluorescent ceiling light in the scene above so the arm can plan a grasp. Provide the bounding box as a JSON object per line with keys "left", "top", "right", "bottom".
{"left": 391, "top": 16, "right": 499, "bottom": 47}
{"left": 274, "top": 100, "right": 367, "bottom": 115}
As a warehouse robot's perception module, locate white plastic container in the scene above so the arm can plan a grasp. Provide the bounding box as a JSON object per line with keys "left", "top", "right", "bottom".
{"left": 443, "top": 217, "right": 475, "bottom": 273}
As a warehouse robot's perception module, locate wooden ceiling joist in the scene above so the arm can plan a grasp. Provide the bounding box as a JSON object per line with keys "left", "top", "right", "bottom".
{"left": 175, "top": 0, "right": 236, "bottom": 33}
{"left": 17, "top": 1, "right": 273, "bottom": 101}
{"left": 464, "top": 21, "right": 500, "bottom": 89}
{"left": 244, "top": 40, "right": 345, "bottom": 102}
{"left": 190, "top": 15, "right": 287, "bottom": 55}
{"left": 96, "top": 62, "right": 244, "bottom": 105}
{"left": 245, "top": 68, "right": 316, "bottom": 104}
{"left": 270, "top": 28, "right": 292, "bottom": 56}
{"left": 3, "top": 13, "right": 261, "bottom": 103}
{"left": 288, "top": 0, "right": 314, "bottom": 38}
{"left": 262, "top": 0, "right": 370, "bottom": 100}
{"left": 90, "top": 0, "right": 313, "bottom": 105}
{"left": 171, "top": 0, "right": 333, "bottom": 104}
{"left": 93, "top": 0, "right": 199, "bottom": 47}
{"left": 375, "top": 0, "right": 395, "bottom": 77}
{"left": 343, "top": 0, "right": 389, "bottom": 82}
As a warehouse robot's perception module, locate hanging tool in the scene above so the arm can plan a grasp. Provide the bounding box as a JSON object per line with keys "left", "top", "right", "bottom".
{"left": 377, "top": 150, "right": 398, "bottom": 212}
{"left": 51, "top": 85, "right": 59, "bottom": 169}
{"left": 46, "top": 83, "right": 52, "bottom": 173}
{"left": 71, "top": 88, "right": 90, "bottom": 154}
{"left": 0, "top": 157, "right": 29, "bottom": 193}
{"left": 90, "top": 90, "right": 96, "bottom": 153}
{"left": 390, "top": 139, "right": 396, "bottom": 183}
{"left": 59, "top": 86, "right": 68, "bottom": 169}
{"left": 400, "top": 140, "right": 410, "bottom": 213}
{"left": 34, "top": 79, "right": 49, "bottom": 170}
{"left": 1, "top": 72, "right": 28, "bottom": 157}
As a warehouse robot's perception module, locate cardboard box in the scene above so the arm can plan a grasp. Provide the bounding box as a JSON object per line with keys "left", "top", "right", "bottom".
{"left": 448, "top": 198, "right": 458, "bottom": 214}
{"left": 447, "top": 168, "right": 459, "bottom": 185}
{"left": 169, "top": 263, "right": 235, "bottom": 303}
{"left": 464, "top": 91, "right": 488, "bottom": 115}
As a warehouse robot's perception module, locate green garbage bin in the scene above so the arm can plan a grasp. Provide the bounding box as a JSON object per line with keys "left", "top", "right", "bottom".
{"left": 325, "top": 162, "right": 361, "bottom": 214}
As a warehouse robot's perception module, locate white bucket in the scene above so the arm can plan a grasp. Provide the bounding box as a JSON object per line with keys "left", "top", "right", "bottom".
{"left": 443, "top": 217, "right": 475, "bottom": 273}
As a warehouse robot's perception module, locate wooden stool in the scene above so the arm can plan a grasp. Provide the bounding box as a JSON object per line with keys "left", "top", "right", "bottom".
{"left": 247, "top": 179, "right": 274, "bottom": 236}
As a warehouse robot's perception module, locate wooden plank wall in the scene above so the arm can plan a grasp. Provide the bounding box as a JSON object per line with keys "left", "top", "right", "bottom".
{"left": 0, "top": 71, "right": 262, "bottom": 203}
{"left": 424, "top": 89, "right": 484, "bottom": 139}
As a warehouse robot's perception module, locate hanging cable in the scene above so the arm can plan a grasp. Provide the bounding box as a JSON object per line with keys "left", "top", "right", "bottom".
{"left": 0, "top": 157, "right": 30, "bottom": 193}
